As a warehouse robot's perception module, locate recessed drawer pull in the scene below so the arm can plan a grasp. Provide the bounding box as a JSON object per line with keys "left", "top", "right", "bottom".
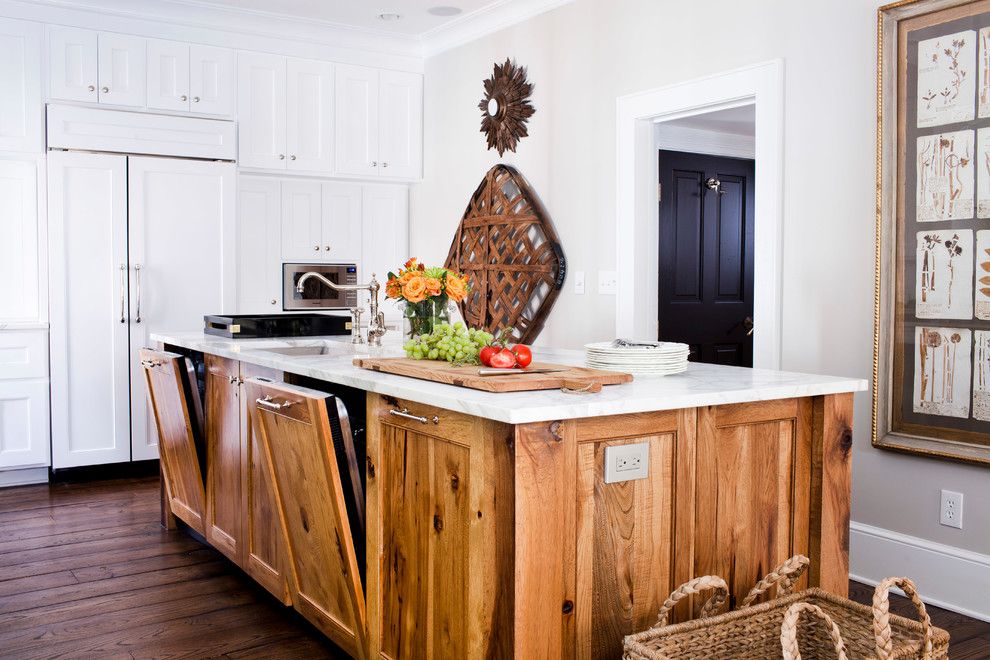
{"left": 256, "top": 395, "right": 296, "bottom": 411}
{"left": 389, "top": 408, "right": 440, "bottom": 425}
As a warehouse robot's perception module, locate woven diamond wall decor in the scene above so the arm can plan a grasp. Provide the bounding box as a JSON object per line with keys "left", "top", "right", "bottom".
{"left": 445, "top": 164, "right": 566, "bottom": 345}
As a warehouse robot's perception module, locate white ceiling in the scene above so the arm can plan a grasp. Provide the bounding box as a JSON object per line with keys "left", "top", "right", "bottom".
{"left": 664, "top": 105, "right": 756, "bottom": 136}
{"left": 184, "top": 0, "right": 501, "bottom": 36}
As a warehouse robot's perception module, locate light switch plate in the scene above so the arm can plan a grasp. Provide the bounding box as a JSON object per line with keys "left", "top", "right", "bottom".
{"left": 573, "top": 270, "right": 585, "bottom": 294}
{"left": 598, "top": 270, "right": 617, "bottom": 294}
{"left": 604, "top": 442, "right": 649, "bottom": 483}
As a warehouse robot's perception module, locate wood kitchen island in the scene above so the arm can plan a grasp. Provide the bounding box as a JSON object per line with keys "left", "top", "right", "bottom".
{"left": 149, "top": 331, "right": 866, "bottom": 659}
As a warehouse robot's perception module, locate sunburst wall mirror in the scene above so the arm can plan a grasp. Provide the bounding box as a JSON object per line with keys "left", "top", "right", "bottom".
{"left": 479, "top": 59, "right": 535, "bottom": 156}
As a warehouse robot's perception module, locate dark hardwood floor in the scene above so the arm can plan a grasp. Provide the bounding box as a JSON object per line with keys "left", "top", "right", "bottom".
{"left": 0, "top": 476, "right": 344, "bottom": 659}
{"left": 1, "top": 476, "right": 988, "bottom": 659}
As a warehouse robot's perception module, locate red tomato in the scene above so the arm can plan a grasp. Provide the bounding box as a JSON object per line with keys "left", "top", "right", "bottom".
{"left": 479, "top": 345, "right": 498, "bottom": 367}
{"left": 488, "top": 348, "right": 517, "bottom": 369}
{"left": 511, "top": 344, "right": 533, "bottom": 368}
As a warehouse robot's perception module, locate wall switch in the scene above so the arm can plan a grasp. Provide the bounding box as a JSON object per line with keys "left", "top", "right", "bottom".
{"left": 940, "top": 489, "right": 964, "bottom": 529}
{"left": 598, "top": 270, "right": 617, "bottom": 295}
{"left": 574, "top": 270, "right": 585, "bottom": 294}
{"left": 604, "top": 442, "right": 649, "bottom": 483}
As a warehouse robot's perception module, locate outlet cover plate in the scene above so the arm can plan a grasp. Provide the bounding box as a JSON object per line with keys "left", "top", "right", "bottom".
{"left": 604, "top": 442, "right": 649, "bottom": 483}
{"left": 940, "top": 489, "right": 964, "bottom": 529}
{"left": 598, "top": 270, "right": 618, "bottom": 295}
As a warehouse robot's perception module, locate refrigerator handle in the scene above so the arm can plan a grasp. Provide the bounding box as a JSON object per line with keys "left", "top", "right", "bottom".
{"left": 119, "top": 264, "right": 127, "bottom": 323}
{"left": 134, "top": 264, "right": 142, "bottom": 324}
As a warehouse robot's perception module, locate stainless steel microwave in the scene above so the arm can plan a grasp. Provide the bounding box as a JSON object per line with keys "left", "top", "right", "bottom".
{"left": 283, "top": 263, "right": 358, "bottom": 310}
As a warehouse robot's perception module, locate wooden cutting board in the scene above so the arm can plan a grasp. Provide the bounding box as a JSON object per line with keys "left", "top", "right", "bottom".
{"left": 352, "top": 357, "right": 633, "bottom": 393}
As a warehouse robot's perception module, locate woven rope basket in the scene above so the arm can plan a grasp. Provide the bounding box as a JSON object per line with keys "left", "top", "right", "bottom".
{"left": 624, "top": 560, "right": 949, "bottom": 660}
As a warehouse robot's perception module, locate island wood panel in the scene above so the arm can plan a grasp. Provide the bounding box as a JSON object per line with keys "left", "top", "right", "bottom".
{"left": 691, "top": 399, "right": 813, "bottom": 613}
{"left": 141, "top": 349, "right": 208, "bottom": 535}
{"left": 241, "top": 362, "right": 291, "bottom": 604}
{"left": 366, "top": 395, "right": 514, "bottom": 660}
{"left": 248, "top": 379, "right": 368, "bottom": 659}
{"left": 204, "top": 355, "right": 243, "bottom": 565}
{"left": 809, "top": 392, "right": 853, "bottom": 597}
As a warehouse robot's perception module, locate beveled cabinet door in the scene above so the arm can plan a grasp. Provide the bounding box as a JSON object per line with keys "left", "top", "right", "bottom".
{"left": 361, "top": 184, "right": 407, "bottom": 308}
{"left": 334, "top": 64, "right": 379, "bottom": 177}
{"left": 378, "top": 70, "right": 422, "bottom": 179}
{"left": 205, "top": 354, "right": 244, "bottom": 565}
{"left": 280, "top": 180, "right": 323, "bottom": 262}
{"left": 286, "top": 57, "right": 332, "bottom": 173}
{"left": 98, "top": 32, "right": 146, "bottom": 107}
{"left": 190, "top": 45, "right": 234, "bottom": 116}
{"left": 0, "top": 19, "right": 42, "bottom": 153}
{"left": 321, "top": 182, "right": 362, "bottom": 263}
{"left": 146, "top": 39, "right": 189, "bottom": 112}
{"left": 237, "top": 177, "right": 282, "bottom": 312}
{"left": 49, "top": 26, "right": 98, "bottom": 103}
{"left": 237, "top": 51, "right": 287, "bottom": 169}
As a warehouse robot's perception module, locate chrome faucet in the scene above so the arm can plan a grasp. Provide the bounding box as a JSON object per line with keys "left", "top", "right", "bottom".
{"left": 295, "top": 272, "right": 387, "bottom": 346}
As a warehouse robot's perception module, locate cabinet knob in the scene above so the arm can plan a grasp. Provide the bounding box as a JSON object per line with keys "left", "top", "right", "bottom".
{"left": 193, "top": 96, "right": 200, "bottom": 103}
{"left": 180, "top": 94, "right": 187, "bottom": 101}
{"left": 290, "top": 155, "right": 297, "bottom": 161}
{"left": 270, "top": 299, "right": 277, "bottom": 305}
{"left": 372, "top": 161, "right": 377, "bottom": 167}
{"left": 279, "top": 154, "right": 285, "bottom": 160}
{"left": 88, "top": 85, "right": 95, "bottom": 92}
{"left": 383, "top": 162, "right": 389, "bottom": 168}
{"left": 101, "top": 86, "right": 109, "bottom": 93}
{"left": 314, "top": 245, "right": 320, "bottom": 251}
{"left": 324, "top": 245, "right": 330, "bottom": 251}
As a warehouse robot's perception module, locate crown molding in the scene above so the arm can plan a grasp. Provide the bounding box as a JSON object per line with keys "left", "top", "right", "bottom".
{"left": 420, "top": 0, "right": 576, "bottom": 57}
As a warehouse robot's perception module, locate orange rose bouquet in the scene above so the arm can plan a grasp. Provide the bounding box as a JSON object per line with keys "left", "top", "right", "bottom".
{"left": 385, "top": 258, "right": 472, "bottom": 338}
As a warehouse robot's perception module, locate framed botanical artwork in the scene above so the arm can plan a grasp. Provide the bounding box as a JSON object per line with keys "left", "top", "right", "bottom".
{"left": 876, "top": 0, "right": 990, "bottom": 464}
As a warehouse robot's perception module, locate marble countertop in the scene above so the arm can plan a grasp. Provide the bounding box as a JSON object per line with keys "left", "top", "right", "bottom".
{"left": 150, "top": 331, "right": 868, "bottom": 425}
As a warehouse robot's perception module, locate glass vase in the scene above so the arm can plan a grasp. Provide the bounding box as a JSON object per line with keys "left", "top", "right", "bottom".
{"left": 402, "top": 297, "right": 451, "bottom": 340}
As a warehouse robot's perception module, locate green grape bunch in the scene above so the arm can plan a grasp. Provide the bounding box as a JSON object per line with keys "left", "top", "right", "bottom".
{"left": 402, "top": 322, "right": 495, "bottom": 365}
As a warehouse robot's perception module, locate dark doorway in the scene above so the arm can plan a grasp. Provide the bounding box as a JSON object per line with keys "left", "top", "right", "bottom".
{"left": 658, "top": 150, "right": 755, "bottom": 367}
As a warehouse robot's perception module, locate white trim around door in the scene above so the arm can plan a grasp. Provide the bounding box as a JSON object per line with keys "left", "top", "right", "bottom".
{"left": 615, "top": 59, "right": 784, "bottom": 369}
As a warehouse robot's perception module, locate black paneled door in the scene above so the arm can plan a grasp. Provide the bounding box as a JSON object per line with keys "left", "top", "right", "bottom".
{"left": 658, "top": 150, "right": 755, "bottom": 367}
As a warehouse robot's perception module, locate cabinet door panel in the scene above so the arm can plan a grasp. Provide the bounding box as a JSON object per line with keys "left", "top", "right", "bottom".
{"left": 205, "top": 355, "right": 243, "bottom": 564}
{"left": 98, "top": 33, "right": 146, "bottom": 107}
{"left": 237, "top": 177, "right": 282, "bottom": 312}
{"left": 49, "top": 26, "right": 97, "bottom": 102}
{"left": 146, "top": 39, "right": 189, "bottom": 112}
{"left": 281, "top": 180, "right": 323, "bottom": 261}
{"left": 286, "top": 58, "right": 332, "bottom": 173}
{"left": 321, "top": 182, "right": 362, "bottom": 262}
{"left": 0, "top": 379, "right": 49, "bottom": 469}
{"left": 334, "top": 64, "right": 378, "bottom": 177}
{"left": 0, "top": 19, "right": 42, "bottom": 152}
{"left": 0, "top": 160, "right": 40, "bottom": 322}
{"left": 48, "top": 152, "right": 130, "bottom": 468}
{"left": 237, "top": 52, "right": 286, "bottom": 169}
{"left": 361, "top": 185, "right": 407, "bottom": 317}
{"left": 378, "top": 70, "right": 422, "bottom": 179}
{"left": 190, "top": 45, "right": 234, "bottom": 116}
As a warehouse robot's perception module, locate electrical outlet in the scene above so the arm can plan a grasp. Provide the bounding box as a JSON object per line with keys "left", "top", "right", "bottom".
{"left": 598, "top": 270, "right": 617, "bottom": 295}
{"left": 940, "top": 489, "right": 964, "bottom": 529}
{"left": 574, "top": 270, "right": 585, "bottom": 295}
{"left": 604, "top": 442, "right": 649, "bottom": 483}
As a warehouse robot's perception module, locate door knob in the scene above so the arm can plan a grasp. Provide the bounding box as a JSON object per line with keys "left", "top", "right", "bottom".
{"left": 270, "top": 299, "right": 277, "bottom": 305}
{"left": 193, "top": 96, "right": 200, "bottom": 103}
{"left": 324, "top": 245, "right": 330, "bottom": 251}
{"left": 314, "top": 245, "right": 320, "bottom": 251}
{"left": 88, "top": 85, "right": 95, "bottom": 92}
{"left": 705, "top": 177, "right": 726, "bottom": 195}
{"left": 743, "top": 316, "right": 754, "bottom": 336}
{"left": 290, "top": 155, "right": 297, "bottom": 161}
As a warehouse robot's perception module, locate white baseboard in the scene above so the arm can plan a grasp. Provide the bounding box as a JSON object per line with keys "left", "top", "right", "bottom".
{"left": 849, "top": 521, "right": 990, "bottom": 623}
{"left": 0, "top": 466, "right": 49, "bottom": 487}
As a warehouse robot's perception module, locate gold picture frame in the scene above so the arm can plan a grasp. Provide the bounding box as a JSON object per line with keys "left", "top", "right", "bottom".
{"left": 875, "top": 0, "right": 990, "bottom": 465}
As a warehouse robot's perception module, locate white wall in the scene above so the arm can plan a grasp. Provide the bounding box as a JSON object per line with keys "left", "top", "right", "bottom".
{"left": 410, "top": 0, "right": 990, "bottom": 567}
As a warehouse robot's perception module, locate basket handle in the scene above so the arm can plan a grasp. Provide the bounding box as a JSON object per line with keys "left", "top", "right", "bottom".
{"left": 780, "top": 602, "right": 849, "bottom": 660}
{"left": 872, "top": 577, "right": 934, "bottom": 660}
{"left": 741, "top": 554, "right": 810, "bottom": 608}
{"left": 651, "top": 575, "right": 728, "bottom": 629}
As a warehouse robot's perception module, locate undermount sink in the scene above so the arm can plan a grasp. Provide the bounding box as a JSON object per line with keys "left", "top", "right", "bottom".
{"left": 257, "top": 344, "right": 349, "bottom": 357}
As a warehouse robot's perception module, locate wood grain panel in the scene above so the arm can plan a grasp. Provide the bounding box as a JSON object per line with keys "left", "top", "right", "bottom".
{"left": 574, "top": 434, "right": 674, "bottom": 660}
{"left": 240, "top": 362, "right": 291, "bottom": 605}
{"left": 139, "top": 349, "right": 207, "bottom": 535}
{"left": 204, "top": 355, "right": 243, "bottom": 565}
{"left": 810, "top": 393, "right": 853, "bottom": 597}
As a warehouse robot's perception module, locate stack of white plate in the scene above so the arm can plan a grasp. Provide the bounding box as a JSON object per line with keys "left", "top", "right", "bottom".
{"left": 584, "top": 340, "right": 690, "bottom": 375}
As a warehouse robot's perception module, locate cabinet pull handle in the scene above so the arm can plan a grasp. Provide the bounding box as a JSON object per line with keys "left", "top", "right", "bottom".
{"left": 270, "top": 298, "right": 277, "bottom": 305}
{"left": 134, "top": 263, "right": 142, "bottom": 324}
{"left": 119, "top": 263, "right": 127, "bottom": 323}
{"left": 101, "top": 86, "right": 109, "bottom": 93}
{"left": 180, "top": 94, "right": 187, "bottom": 101}
{"left": 314, "top": 245, "right": 320, "bottom": 251}
{"left": 389, "top": 408, "right": 439, "bottom": 425}
{"left": 88, "top": 85, "right": 95, "bottom": 92}
{"left": 324, "top": 245, "right": 330, "bottom": 251}
{"left": 257, "top": 395, "right": 296, "bottom": 411}
{"left": 193, "top": 96, "right": 200, "bottom": 103}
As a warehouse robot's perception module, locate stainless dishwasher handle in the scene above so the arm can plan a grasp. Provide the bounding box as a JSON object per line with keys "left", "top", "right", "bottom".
{"left": 134, "top": 264, "right": 142, "bottom": 323}
{"left": 388, "top": 408, "right": 439, "bottom": 425}
{"left": 256, "top": 395, "right": 295, "bottom": 411}
{"left": 119, "top": 263, "right": 127, "bottom": 323}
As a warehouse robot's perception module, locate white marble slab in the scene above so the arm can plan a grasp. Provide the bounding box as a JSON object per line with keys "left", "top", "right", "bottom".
{"left": 150, "top": 331, "right": 868, "bottom": 425}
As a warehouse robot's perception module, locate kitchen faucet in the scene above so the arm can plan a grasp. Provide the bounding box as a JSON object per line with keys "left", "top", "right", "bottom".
{"left": 295, "top": 272, "right": 387, "bottom": 346}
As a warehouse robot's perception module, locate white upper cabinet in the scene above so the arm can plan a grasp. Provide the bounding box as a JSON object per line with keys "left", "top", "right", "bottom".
{"left": 0, "top": 160, "right": 41, "bottom": 323}
{"left": 237, "top": 51, "right": 288, "bottom": 170}
{"left": 361, "top": 184, "right": 408, "bottom": 301}
{"left": 334, "top": 64, "right": 378, "bottom": 178}
{"left": 98, "top": 32, "right": 146, "bottom": 107}
{"left": 146, "top": 39, "right": 189, "bottom": 112}
{"left": 237, "top": 177, "right": 282, "bottom": 312}
{"left": 280, "top": 180, "right": 323, "bottom": 261}
{"left": 321, "top": 182, "right": 362, "bottom": 262}
{"left": 286, "top": 57, "right": 332, "bottom": 173}
{"left": 335, "top": 64, "right": 422, "bottom": 180}
{"left": 378, "top": 70, "right": 423, "bottom": 179}
{"left": 0, "top": 20, "right": 42, "bottom": 153}
{"left": 189, "top": 45, "right": 234, "bottom": 116}
{"left": 49, "top": 26, "right": 98, "bottom": 103}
